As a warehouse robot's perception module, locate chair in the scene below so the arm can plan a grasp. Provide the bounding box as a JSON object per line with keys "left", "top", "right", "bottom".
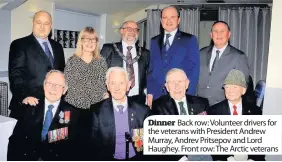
{"left": 254, "top": 80, "right": 266, "bottom": 109}
{"left": 0, "top": 81, "right": 9, "bottom": 116}
{"left": 243, "top": 75, "right": 256, "bottom": 105}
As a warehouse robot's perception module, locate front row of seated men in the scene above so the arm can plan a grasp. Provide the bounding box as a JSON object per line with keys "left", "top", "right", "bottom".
{"left": 7, "top": 67, "right": 264, "bottom": 161}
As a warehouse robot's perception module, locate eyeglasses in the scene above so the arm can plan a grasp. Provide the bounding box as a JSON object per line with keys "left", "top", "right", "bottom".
{"left": 82, "top": 37, "right": 98, "bottom": 43}
{"left": 122, "top": 27, "right": 139, "bottom": 33}
{"left": 167, "top": 80, "right": 185, "bottom": 85}
{"left": 45, "top": 82, "right": 65, "bottom": 89}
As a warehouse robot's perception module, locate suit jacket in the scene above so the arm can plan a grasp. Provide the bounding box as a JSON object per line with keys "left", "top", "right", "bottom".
{"left": 8, "top": 34, "right": 65, "bottom": 120}
{"left": 100, "top": 42, "right": 150, "bottom": 103}
{"left": 207, "top": 99, "right": 264, "bottom": 161}
{"left": 197, "top": 44, "right": 249, "bottom": 106}
{"left": 152, "top": 95, "right": 209, "bottom": 161}
{"left": 85, "top": 97, "right": 151, "bottom": 161}
{"left": 7, "top": 98, "right": 80, "bottom": 161}
{"left": 147, "top": 30, "right": 200, "bottom": 100}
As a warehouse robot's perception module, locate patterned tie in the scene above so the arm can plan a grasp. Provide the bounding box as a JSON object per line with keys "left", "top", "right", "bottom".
{"left": 117, "top": 105, "right": 124, "bottom": 114}
{"left": 43, "top": 42, "right": 54, "bottom": 68}
{"left": 211, "top": 50, "right": 220, "bottom": 72}
{"left": 178, "top": 101, "right": 187, "bottom": 115}
{"left": 41, "top": 104, "right": 54, "bottom": 140}
{"left": 233, "top": 105, "right": 238, "bottom": 115}
{"left": 164, "top": 33, "right": 171, "bottom": 51}
{"left": 126, "top": 46, "right": 135, "bottom": 88}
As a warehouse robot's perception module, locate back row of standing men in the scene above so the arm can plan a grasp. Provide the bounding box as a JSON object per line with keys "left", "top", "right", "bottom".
{"left": 7, "top": 5, "right": 262, "bottom": 161}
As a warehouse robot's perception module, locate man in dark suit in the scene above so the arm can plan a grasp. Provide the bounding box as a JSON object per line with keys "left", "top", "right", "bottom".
{"left": 9, "top": 11, "right": 65, "bottom": 120}
{"left": 152, "top": 68, "right": 212, "bottom": 161}
{"left": 100, "top": 20, "right": 150, "bottom": 104}
{"left": 208, "top": 69, "right": 264, "bottom": 161}
{"left": 197, "top": 21, "right": 249, "bottom": 106}
{"left": 7, "top": 70, "right": 79, "bottom": 161}
{"left": 88, "top": 67, "right": 150, "bottom": 161}
{"left": 147, "top": 6, "right": 200, "bottom": 107}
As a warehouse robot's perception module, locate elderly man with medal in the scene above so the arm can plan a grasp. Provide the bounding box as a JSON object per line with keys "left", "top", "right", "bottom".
{"left": 100, "top": 20, "right": 150, "bottom": 105}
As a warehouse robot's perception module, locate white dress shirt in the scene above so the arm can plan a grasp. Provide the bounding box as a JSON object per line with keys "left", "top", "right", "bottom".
{"left": 122, "top": 41, "right": 139, "bottom": 96}
{"left": 209, "top": 43, "right": 228, "bottom": 71}
{"left": 112, "top": 97, "right": 128, "bottom": 113}
{"left": 174, "top": 96, "right": 189, "bottom": 115}
{"left": 228, "top": 100, "right": 242, "bottom": 115}
{"left": 44, "top": 99, "right": 60, "bottom": 121}
{"left": 164, "top": 28, "right": 178, "bottom": 46}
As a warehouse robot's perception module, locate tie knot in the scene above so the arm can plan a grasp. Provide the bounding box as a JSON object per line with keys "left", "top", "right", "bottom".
{"left": 48, "top": 104, "right": 54, "bottom": 110}
{"left": 117, "top": 105, "right": 124, "bottom": 114}
{"left": 233, "top": 105, "right": 237, "bottom": 109}
{"left": 166, "top": 33, "right": 171, "bottom": 39}
{"left": 178, "top": 101, "right": 184, "bottom": 107}
{"left": 43, "top": 42, "right": 48, "bottom": 46}
{"left": 216, "top": 50, "right": 220, "bottom": 55}
{"left": 127, "top": 46, "right": 133, "bottom": 51}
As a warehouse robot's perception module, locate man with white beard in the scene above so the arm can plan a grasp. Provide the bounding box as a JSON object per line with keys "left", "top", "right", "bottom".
{"left": 100, "top": 20, "right": 150, "bottom": 105}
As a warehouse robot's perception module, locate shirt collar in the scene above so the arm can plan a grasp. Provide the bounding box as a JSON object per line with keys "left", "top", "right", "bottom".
{"left": 33, "top": 34, "right": 49, "bottom": 44}
{"left": 165, "top": 28, "right": 178, "bottom": 37}
{"left": 112, "top": 97, "right": 128, "bottom": 112}
{"left": 174, "top": 96, "right": 187, "bottom": 103}
{"left": 228, "top": 99, "right": 242, "bottom": 109}
{"left": 45, "top": 98, "right": 60, "bottom": 108}
{"left": 122, "top": 40, "right": 136, "bottom": 49}
{"left": 213, "top": 43, "right": 228, "bottom": 53}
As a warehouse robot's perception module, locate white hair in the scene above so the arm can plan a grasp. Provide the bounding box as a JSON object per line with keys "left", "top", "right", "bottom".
{"left": 106, "top": 67, "right": 129, "bottom": 84}
{"left": 44, "top": 70, "right": 68, "bottom": 90}
{"left": 165, "top": 68, "right": 188, "bottom": 82}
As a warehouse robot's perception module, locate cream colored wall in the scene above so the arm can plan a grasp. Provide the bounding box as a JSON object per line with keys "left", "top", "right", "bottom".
{"left": 11, "top": 0, "right": 54, "bottom": 41}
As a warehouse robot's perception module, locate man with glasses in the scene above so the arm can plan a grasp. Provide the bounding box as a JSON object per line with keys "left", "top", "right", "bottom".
{"left": 8, "top": 11, "right": 65, "bottom": 120}
{"left": 100, "top": 20, "right": 150, "bottom": 104}
{"left": 147, "top": 6, "right": 200, "bottom": 107}
{"left": 152, "top": 68, "right": 211, "bottom": 161}
{"left": 8, "top": 70, "right": 80, "bottom": 161}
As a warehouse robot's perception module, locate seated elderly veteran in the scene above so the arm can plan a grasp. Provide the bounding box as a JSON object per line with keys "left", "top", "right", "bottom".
{"left": 88, "top": 67, "right": 151, "bottom": 161}
{"left": 152, "top": 68, "right": 212, "bottom": 161}
{"left": 7, "top": 70, "right": 80, "bottom": 161}
{"left": 208, "top": 69, "right": 264, "bottom": 161}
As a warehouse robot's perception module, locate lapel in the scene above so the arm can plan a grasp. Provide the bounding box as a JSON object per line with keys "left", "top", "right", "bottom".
{"left": 48, "top": 100, "right": 63, "bottom": 131}
{"left": 115, "top": 42, "right": 124, "bottom": 67}
{"left": 167, "top": 30, "right": 182, "bottom": 54}
{"left": 157, "top": 33, "right": 164, "bottom": 59}
{"left": 168, "top": 96, "right": 179, "bottom": 115}
{"left": 135, "top": 44, "right": 142, "bottom": 85}
{"left": 185, "top": 95, "right": 194, "bottom": 115}
{"left": 35, "top": 98, "right": 45, "bottom": 129}
{"left": 103, "top": 98, "right": 116, "bottom": 150}
{"left": 223, "top": 100, "right": 232, "bottom": 115}
{"left": 242, "top": 99, "right": 251, "bottom": 115}
{"left": 127, "top": 99, "right": 136, "bottom": 134}
{"left": 49, "top": 40, "right": 58, "bottom": 69}
{"left": 206, "top": 46, "right": 213, "bottom": 67}
{"left": 220, "top": 45, "right": 231, "bottom": 58}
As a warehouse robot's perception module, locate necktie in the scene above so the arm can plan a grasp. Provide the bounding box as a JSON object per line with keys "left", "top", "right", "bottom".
{"left": 43, "top": 42, "right": 54, "bottom": 68}
{"left": 211, "top": 50, "right": 220, "bottom": 72}
{"left": 178, "top": 101, "right": 187, "bottom": 115}
{"left": 164, "top": 33, "right": 171, "bottom": 51}
{"left": 41, "top": 104, "right": 54, "bottom": 140}
{"left": 126, "top": 46, "right": 135, "bottom": 88}
{"left": 233, "top": 105, "right": 238, "bottom": 115}
{"left": 117, "top": 105, "right": 124, "bottom": 114}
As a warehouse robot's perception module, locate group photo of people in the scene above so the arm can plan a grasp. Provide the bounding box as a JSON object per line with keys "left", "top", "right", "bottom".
{"left": 2, "top": 1, "right": 275, "bottom": 161}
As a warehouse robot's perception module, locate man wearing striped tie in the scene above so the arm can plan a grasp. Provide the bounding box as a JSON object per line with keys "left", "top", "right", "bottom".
{"left": 208, "top": 69, "right": 264, "bottom": 161}
{"left": 7, "top": 70, "right": 80, "bottom": 161}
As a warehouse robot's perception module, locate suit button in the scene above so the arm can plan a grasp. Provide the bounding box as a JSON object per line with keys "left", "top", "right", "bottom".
{"left": 56, "top": 154, "right": 58, "bottom": 157}
{"left": 50, "top": 150, "right": 52, "bottom": 152}
{"left": 207, "top": 86, "right": 211, "bottom": 88}
{"left": 25, "top": 136, "right": 28, "bottom": 139}
{"left": 24, "top": 153, "right": 27, "bottom": 156}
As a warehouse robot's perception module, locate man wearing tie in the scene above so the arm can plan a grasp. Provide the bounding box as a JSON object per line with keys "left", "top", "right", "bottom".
{"left": 208, "top": 69, "right": 264, "bottom": 161}
{"left": 87, "top": 67, "right": 150, "bottom": 161}
{"left": 197, "top": 21, "right": 249, "bottom": 106}
{"left": 147, "top": 6, "right": 200, "bottom": 107}
{"left": 101, "top": 20, "right": 150, "bottom": 104}
{"left": 9, "top": 11, "right": 65, "bottom": 120}
{"left": 152, "top": 68, "right": 212, "bottom": 161}
{"left": 8, "top": 70, "right": 80, "bottom": 161}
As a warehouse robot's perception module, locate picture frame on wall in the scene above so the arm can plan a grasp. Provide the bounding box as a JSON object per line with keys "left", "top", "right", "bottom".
{"left": 54, "top": 29, "right": 79, "bottom": 48}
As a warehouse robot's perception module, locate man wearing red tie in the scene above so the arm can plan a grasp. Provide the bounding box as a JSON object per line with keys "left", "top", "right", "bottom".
{"left": 208, "top": 69, "right": 264, "bottom": 161}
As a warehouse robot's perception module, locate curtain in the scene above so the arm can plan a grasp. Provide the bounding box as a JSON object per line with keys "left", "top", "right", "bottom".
{"left": 137, "top": 20, "right": 145, "bottom": 47}
{"left": 179, "top": 8, "right": 200, "bottom": 37}
{"left": 219, "top": 7, "right": 271, "bottom": 85}
{"left": 146, "top": 9, "right": 161, "bottom": 49}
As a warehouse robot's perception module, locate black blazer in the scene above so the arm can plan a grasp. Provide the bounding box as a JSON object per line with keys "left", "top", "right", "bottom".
{"left": 151, "top": 95, "right": 209, "bottom": 161}
{"left": 207, "top": 99, "right": 264, "bottom": 161}
{"left": 152, "top": 94, "right": 209, "bottom": 116}
{"left": 7, "top": 99, "right": 81, "bottom": 161}
{"left": 8, "top": 34, "right": 65, "bottom": 119}
{"left": 85, "top": 97, "right": 151, "bottom": 161}
{"left": 100, "top": 42, "right": 150, "bottom": 101}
